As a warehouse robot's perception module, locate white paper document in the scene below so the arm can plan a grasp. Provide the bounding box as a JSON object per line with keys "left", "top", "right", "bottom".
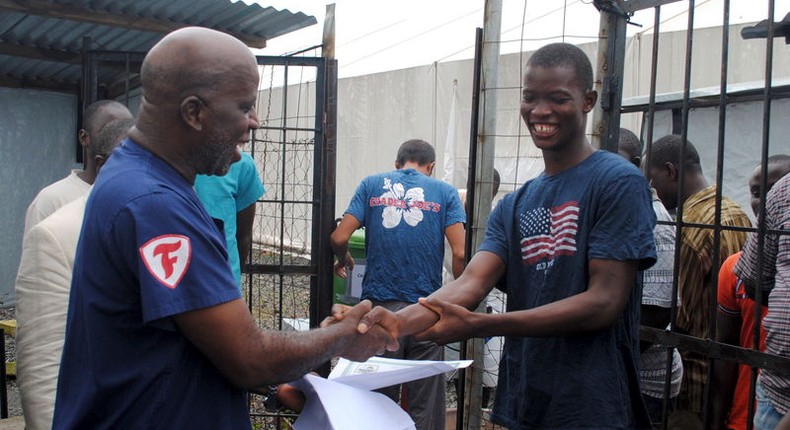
{"left": 291, "top": 357, "right": 473, "bottom": 430}
{"left": 329, "top": 356, "right": 473, "bottom": 391}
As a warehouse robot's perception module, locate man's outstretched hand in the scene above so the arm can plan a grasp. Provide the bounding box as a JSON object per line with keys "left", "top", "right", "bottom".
{"left": 335, "top": 300, "right": 400, "bottom": 361}
{"left": 357, "top": 305, "right": 401, "bottom": 340}
{"left": 321, "top": 302, "right": 402, "bottom": 339}
{"left": 320, "top": 303, "right": 353, "bottom": 328}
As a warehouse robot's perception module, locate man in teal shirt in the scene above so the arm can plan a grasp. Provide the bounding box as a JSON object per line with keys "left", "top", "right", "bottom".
{"left": 195, "top": 152, "right": 264, "bottom": 287}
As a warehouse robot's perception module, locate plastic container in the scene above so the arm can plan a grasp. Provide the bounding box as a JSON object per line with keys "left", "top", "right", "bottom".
{"left": 333, "top": 228, "right": 366, "bottom": 304}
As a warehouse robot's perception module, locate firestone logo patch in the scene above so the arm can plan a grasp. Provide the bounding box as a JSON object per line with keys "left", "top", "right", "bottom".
{"left": 139, "top": 234, "right": 191, "bottom": 289}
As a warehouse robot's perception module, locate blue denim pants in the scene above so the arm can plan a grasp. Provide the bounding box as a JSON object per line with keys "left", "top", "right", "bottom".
{"left": 754, "top": 380, "right": 784, "bottom": 430}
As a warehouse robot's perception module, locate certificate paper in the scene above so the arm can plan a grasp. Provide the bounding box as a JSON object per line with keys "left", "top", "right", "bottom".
{"left": 291, "top": 357, "right": 473, "bottom": 430}
{"left": 329, "top": 357, "right": 473, "bottom": 391}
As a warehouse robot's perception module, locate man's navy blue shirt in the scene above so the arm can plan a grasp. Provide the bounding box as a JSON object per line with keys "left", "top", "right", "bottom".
{"left": 53, "top": 139, "right": 248, "bottom": 429}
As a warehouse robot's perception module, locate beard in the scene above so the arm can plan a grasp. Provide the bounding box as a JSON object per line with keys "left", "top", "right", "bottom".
{"left": 194, "top": 130, "right": 238, "bottom": 176}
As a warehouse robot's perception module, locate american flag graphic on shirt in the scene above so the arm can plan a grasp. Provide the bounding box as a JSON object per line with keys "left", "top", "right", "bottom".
{"left": 519, "top": 201, "right": 580, "bottom": 264}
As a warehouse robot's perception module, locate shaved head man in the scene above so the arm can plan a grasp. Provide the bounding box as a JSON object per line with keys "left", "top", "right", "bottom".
{"left": 23, "top": 100, "right": 132, "bottom": 235}
{"left": 53, "top": 27, "right": 396, "bottom": 429}
{"left": 130, "top": 27, "right": 260, "bottom": 179}
{"left": 78, "top": 100, "right": 133, "bottom": 184}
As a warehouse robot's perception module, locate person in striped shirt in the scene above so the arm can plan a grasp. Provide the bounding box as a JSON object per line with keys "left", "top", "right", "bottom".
{"left": 647, "top": 134, "right": 752, "bottom": 428}
{"left": 734, "top": 171, "right": 790, "bottom": 430}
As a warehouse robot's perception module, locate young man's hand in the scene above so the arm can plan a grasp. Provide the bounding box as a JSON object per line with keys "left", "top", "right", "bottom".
{"left": 414, "top": 297, "right": 477, "bottom": 344}
{"left": 357, "top": 305, "right": 402, "bottom": 342}
{"left": 322, "top": 302, "right": 402, "bottom": 345}
{"left": 335, "top": 300, "right": 400, "bottom": 361}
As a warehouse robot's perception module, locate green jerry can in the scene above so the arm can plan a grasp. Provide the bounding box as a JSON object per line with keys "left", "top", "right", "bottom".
{"left": 332, "top": 228, "right": 366, "bottom": 305}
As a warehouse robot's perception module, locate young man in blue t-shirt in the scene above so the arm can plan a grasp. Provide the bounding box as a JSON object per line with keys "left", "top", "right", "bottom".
{"left": 331, "top": 139, "right": 466, "bottom": 430}
{"left": 354, "top": 43, "right": 658, "bottom": 429}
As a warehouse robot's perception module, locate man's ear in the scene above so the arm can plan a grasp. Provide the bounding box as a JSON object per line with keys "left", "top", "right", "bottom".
{"left": 664, "top": 162, "right": 678, "bottom": 180}
{"left": 180, "top": 96, "right": 204, "bottom": 131}
{"left": 78, "top": 129, "right": 90, "bottom": 147}
{"left": 94, "top": 155, "right": 108, "bottom": 172}
{"left": 583, "top": 89, "right": 598, "bottom": 113}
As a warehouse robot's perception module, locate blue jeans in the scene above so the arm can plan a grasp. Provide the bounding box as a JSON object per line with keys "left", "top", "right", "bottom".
{"left": 754, "top": 381, "right": 783, "bottom": 430}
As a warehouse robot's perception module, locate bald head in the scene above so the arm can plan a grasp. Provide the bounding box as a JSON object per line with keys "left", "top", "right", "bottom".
{"left": 83, "top": 100, "right": 132, "bottom": 138}
{"left": 77, "top": 100, "right": 133, "bottom": 184}
{"left": 131, "top": 27, "right": 261, "bottom": 182}
{"left": 749, "top": 154, "right": 790, "bottom": 216}
{"left": 141, "top": 27, "right": 258, "bottom": 104}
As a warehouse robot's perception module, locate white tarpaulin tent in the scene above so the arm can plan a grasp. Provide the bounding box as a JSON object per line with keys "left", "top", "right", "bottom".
{"left": 253, "top": 22, "right": 790, "bottom": 250}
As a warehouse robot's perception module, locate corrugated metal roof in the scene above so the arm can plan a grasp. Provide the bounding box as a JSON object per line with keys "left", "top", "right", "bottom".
{"left": 0, "top": 0, "right": 316, "bottom": 93}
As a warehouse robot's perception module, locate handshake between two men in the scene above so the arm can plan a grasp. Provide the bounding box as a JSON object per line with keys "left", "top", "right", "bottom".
{"left": 276, "top": 296, "right": 472, "bottom": 412}
{"left": 323, "top": 296, "right": 476, "bottom": 347}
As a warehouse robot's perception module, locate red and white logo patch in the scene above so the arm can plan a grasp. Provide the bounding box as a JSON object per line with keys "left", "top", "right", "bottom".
{"left": 139, "top": 234, "right": 191, "bottom": 289}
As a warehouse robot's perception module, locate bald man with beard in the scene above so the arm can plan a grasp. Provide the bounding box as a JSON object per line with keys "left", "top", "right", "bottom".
{"left": 52, "top": 27, "right": 396, "bottom": 429}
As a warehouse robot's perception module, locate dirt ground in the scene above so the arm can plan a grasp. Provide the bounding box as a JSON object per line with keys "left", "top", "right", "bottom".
{"left": 0, "top": 307, "right": 21, "bottom": 418}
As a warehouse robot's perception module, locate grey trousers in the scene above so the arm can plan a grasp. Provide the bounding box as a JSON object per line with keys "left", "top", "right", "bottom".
{"left": 372, "top": 300, "right": 446, "bottom": 430}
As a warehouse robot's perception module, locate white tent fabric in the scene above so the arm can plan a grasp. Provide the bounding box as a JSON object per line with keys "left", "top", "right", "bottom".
{"left": 252, "top": 21, "right": 790, "bottom": 259}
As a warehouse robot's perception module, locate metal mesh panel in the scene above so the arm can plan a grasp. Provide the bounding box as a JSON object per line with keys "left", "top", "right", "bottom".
{"left": 240, "top": 57, "right": 332, "bottom": 428}
{"left": 254, "top": 134, "right": 316, "bottom": 261}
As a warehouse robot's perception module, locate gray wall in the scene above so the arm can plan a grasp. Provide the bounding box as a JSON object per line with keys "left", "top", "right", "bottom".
{"left": 0, "top": 89, "right": 78, "bottom": 306}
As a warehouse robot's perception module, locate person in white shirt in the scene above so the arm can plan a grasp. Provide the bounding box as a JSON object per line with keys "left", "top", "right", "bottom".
{"left": 22, "top": 100, "right": 132, "bottom": 235}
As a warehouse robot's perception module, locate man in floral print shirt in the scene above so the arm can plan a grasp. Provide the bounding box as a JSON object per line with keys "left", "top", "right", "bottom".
{"left": 331, "top": 139, "right": 466, "bottom": 430}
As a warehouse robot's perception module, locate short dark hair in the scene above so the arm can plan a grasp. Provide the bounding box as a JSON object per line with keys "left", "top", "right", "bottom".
{"left": 95, "top": 118, "right": 135, "bottom": 158}
{"left": 396, "top": 139, "right": 435, "bottom": 166}
{"left": 767, "top": 154, "right": 790, "bottom": 171}
{"left": 492, "top": 168, "right": 501, "bottom": 197}
{"left": 527, "top": 43, "right": 593, "bottom": 92}
{"left": 83, "top": 100, "right": 128, "bottom": 135}
{"left": 649, "top": 134, "right": 703, "bottom": 173}
{"left": 618, "top": 128, "right": 642, "bottom": 160}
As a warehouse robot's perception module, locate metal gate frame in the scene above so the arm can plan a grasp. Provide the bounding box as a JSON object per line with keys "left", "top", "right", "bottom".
{"left": 593, "top": 1, "right": 790, "bottom": 429}
{"left": 78, "top": 36, "right": 144, "bottom": 163}
{"left": 246, "top": 55, "right": 336, "bottom": 334}
{"left": 241, "top": 54, "right": 336, "bottom": 427}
